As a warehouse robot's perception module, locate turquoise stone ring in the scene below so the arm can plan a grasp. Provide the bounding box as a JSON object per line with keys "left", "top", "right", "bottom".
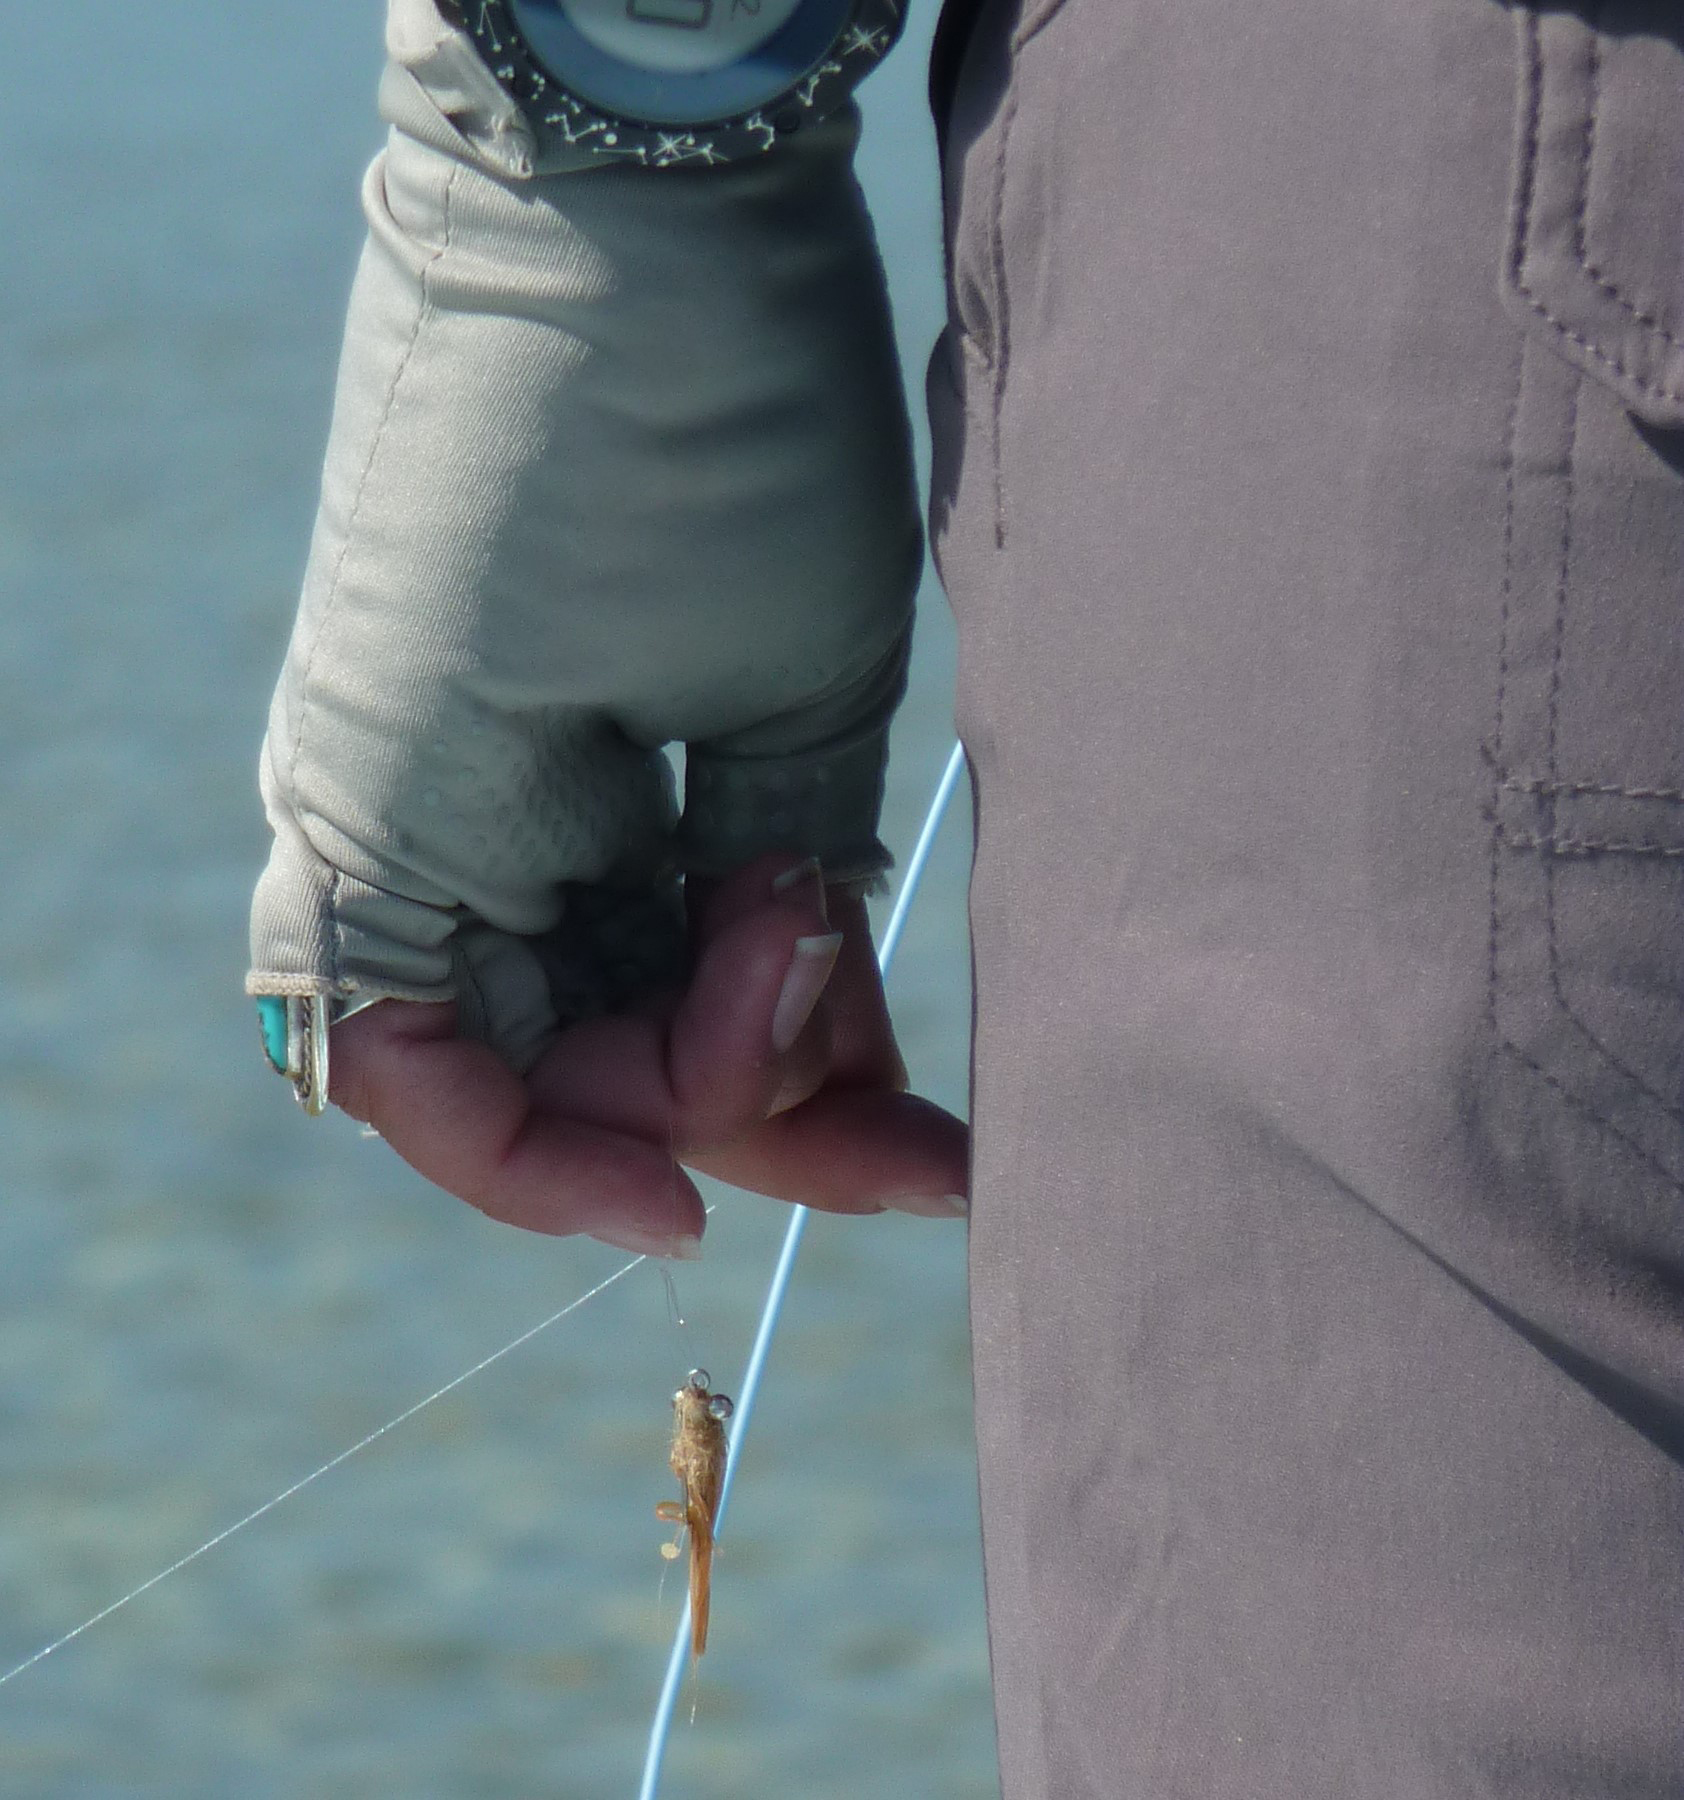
{"left": 255, "top": 994, "right": 330, "bottom": 1116}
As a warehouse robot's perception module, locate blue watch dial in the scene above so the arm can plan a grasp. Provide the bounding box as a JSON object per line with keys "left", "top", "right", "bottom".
{"left": 512, "top": 0, "right": 853, "bottom": 126}
{"left": 459, "top": 0, "right": 905, "bottom": 164}
{"left": 558, "top": 0, "right": 809, "bottom": 76}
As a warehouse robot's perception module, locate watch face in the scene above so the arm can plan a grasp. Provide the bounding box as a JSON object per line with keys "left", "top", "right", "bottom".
{"left": 558, "top": 0, "right": 808, "bottom": 76}
{"left": 507, "top": 0, "right": 857, "bottom": 125}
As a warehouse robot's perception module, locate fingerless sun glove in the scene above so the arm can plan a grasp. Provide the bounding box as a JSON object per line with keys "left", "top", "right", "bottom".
{"left": 249, "top": 1, "right": 919, "bottom": 1073}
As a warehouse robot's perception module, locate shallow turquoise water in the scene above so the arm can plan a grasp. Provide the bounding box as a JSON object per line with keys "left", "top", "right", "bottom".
{"left": 0, "top": 5, "right": 990, "bottom": 1795}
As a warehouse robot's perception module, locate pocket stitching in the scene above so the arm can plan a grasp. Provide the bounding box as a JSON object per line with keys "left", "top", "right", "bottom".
{"left": 1498, "top": 1038, "right": 1684, "bottom": 1191}
{"left": 1509, "top": 13, "right": 1684, "bottom": 406}
{"left": 1499, "top": 774, "right": 1684, "bottom": 805}
{"left": 1579, "top": 29, "right": 1684, "bottom": 351}
{"left": 1488, "top": 348, "right": 1684, "bottom": 1176}
{"left": 1503, "top": 832, "right": 1684, "bottom": 858}
{"left": 1539, "top": 381, "right": 1684, "bottom": 1131}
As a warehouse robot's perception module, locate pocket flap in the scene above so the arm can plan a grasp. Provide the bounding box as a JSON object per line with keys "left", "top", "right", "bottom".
{"left": 1502, "top": 9, "right": 1684, "bottom": 428}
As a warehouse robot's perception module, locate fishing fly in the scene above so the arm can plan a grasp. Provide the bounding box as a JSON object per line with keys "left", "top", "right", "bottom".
{"left": 655, "top": 1369, "right": 733, "bottom": 1659}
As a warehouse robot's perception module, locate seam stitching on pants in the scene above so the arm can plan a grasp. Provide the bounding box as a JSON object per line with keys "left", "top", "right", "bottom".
{"left": 1499, "top": 1040, "right": 1684, "bottom": 1193}
{"left": 1487, "top": 342, "right": 1523, "bottom": 1036}
{"left": 1541, "top": 379, "right": 1684, "bottom": 1129}
{"left": 286, "top": 158, "right": 461, "bottom": 818}
{"left": 1576, "top": 21, "right": 1683, "bottom": 347}
{"left": 1509, "top": 15, "right": 1684, "bottom": 404}
{"left": 1490, "top": 348, "right": 1684, "bottom": 1165}
{"left": 1500, "top": 774, "right": 1684, "bottom": 803}
{"left": 1501, "top": 831, "right": 1684, "bottom": 858}
{"left": 988, "top": 79, "right": 1019, "bottom": 552}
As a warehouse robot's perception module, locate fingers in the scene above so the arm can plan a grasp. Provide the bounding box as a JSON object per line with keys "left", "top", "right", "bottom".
{"left": 667, "top": 902, "right": 840, "bottom": 1146}
{"left": 687, "top": 1089, "right": 970, "bottom": 1217}
{"left": 673, "top": 871, "right": 967, "bottom": 1214}
{"left": 330, "top": 1000, "right": 706, "bottom": 1256}
{"left": 531, "top": 854, "right": 840, "bottom": 1149}
{"left": 324, "top": 853, "right": 967, "bottom": 1247}
{"left": 675, "top": 859, "right": 904, "bottom": 1104}
{"left": 815, "top": 891, "right": 908, "bottom": 1091}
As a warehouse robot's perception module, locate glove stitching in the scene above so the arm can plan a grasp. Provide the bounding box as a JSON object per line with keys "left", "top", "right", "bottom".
{"left": 460, "top": 938, "right": 494, "bottom": 1040}
{"left": 284, "top": 157, "right": 462, "bottom": 821}
{"left": 328, "top": 866, "right": 346, "bottom": 992}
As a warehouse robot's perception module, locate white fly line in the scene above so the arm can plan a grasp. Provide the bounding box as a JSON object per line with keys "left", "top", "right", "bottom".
{"left": 0, "top": 1253, "right": 650, "bottom": 1689}
{"left": 637, "top": 739, "right": 968, "bottom": 1799}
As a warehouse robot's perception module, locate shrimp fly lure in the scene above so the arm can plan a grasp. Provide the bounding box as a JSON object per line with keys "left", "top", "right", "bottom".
{"left": 656, "top": 1369, "right": 734, "bottom": 1658}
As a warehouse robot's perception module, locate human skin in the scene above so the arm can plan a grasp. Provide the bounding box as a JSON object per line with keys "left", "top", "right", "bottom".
{"left": 326, "top": 855, "right": 971, "bottom": 1256}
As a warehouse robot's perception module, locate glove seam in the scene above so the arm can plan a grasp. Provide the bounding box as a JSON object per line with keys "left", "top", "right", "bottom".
{"left": 459, "top": 940, "right": 493, "bottom": 1031}
{"left": 328, "top": 865, "right": 346, "bottom": 992}
{"left": 284, "top": 157, "right": 461, "bottom": 825}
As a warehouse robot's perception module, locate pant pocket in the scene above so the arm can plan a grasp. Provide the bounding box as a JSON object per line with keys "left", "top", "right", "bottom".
{"left": 1488, "top": 332, "right": 1684, "bottom": 1187}
{"left": 1501, "top": 5, "right": 1684, "bottom": 427}
{"left": 1490, "top": 9, "right": 1684, "bottom": 1183}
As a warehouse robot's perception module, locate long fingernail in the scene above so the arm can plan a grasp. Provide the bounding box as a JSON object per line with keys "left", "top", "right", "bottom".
{"left": 771, "top": 931, "right": 843, "bottom": 1052}
{"left": 880, "top": 1193, "right": 969, "bottom": 1220}
{"left": 594, "top": 1225, "right": 704, "bottom": 1262}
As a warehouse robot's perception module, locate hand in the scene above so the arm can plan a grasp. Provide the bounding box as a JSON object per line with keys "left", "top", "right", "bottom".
{"left": 250, "top": 104, "right": 937, "bottom": 1227}
{"left": 327, "top": 856, "right": 969, "bottom": 1257}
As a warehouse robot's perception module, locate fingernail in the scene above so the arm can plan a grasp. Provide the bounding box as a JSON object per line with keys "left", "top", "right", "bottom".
{"left": 881, "top": 1193, "right": 970, "bottom": 1220}
{"left": 770, "top": 856, "right": 823, "bottom": 897}
{"left": 595, "top": 1225, "right": 705, "bottom": 1262}
{"left": 770, "top": 856, "right": 829, "bottom": 926}
{"left": 771, "top": 931, "right": 843, "bottom": 1053}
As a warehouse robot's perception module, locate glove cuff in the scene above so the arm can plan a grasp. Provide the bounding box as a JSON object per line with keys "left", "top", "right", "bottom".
{"left": 678, "top": 729, "right": 894, "bottom": 887}
{"left": 676, "top": 623, "right": 911, "bottom": 885}
{"left": 247, "top": 829, "right": 459, "bottom": 1008}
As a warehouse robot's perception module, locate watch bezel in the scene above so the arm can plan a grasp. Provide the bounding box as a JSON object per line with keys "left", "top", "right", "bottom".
{"left": 457, "top": 0, "right": 906, "bottom": 166}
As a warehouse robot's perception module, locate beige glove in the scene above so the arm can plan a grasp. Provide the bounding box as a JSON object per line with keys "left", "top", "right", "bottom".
{"left": 249, "top": 3, "right": 919, "bottom": 1078}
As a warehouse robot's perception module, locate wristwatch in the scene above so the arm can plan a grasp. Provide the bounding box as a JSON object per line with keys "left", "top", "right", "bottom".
{"left": 451, "top": 0, "right": 906, "bottom": 166}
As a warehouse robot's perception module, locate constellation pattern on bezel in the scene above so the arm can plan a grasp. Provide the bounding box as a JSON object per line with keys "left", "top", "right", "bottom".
{"left": 795, "top": 57, "right": 845, "bottom": 108}
{"left": 473, "top": 0, "right": 505, "bottom": 54}
{"left": 741, "top": 111, "right": 778, "bottom": 154}
{"left": 458, "top": 0, "right": 906, "bottom": 166}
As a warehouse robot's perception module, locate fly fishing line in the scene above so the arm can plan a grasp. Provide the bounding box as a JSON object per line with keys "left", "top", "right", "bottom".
{"left": 0, "top": 741, "right": 969, "bottom": 1708}
{"left": 0, "top": 1250, "right": 658, "bottom": 1690}
{"left": 637, "top": 739, "right": 969, "bottom": 1799}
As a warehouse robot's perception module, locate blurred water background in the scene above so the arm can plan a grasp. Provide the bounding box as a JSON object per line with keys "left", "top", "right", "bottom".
{"left": 0, "top": 4, "right": 989, "bottom": 1795}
